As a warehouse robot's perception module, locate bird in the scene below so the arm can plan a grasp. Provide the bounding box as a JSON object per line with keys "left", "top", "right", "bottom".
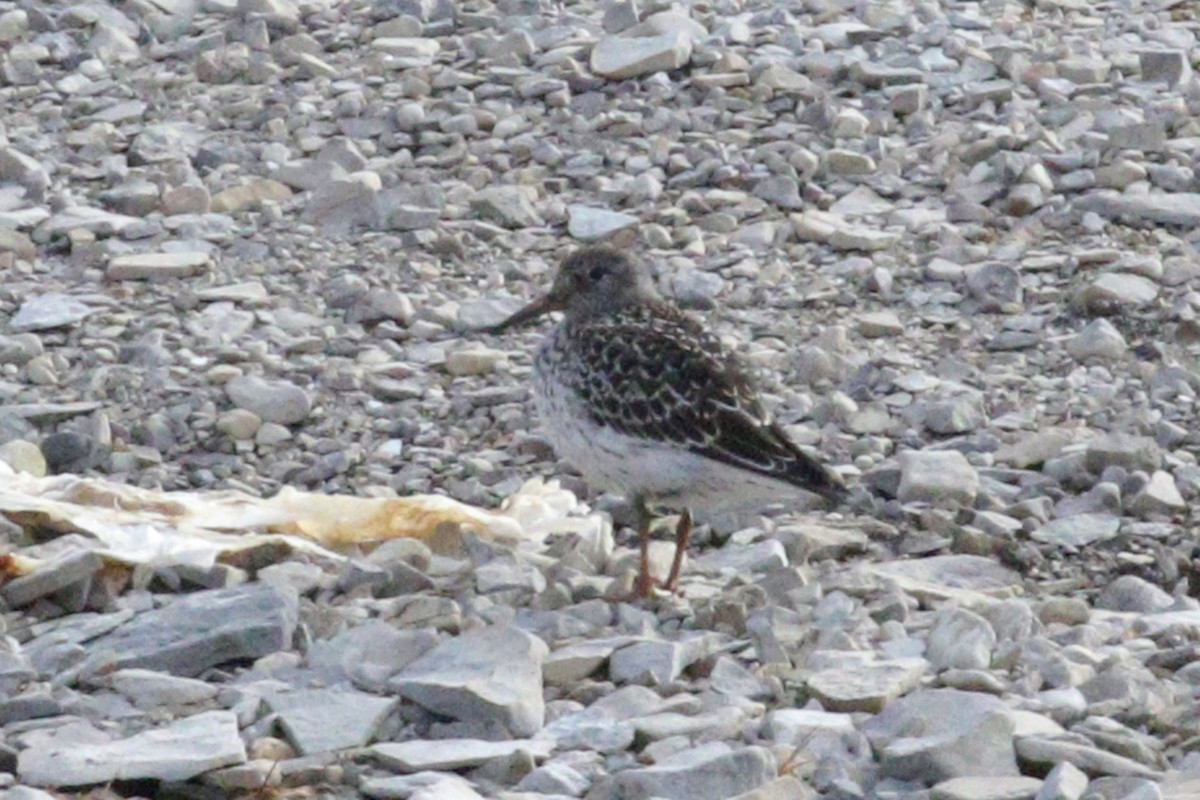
{"left": 486, "top": 246, "right": 847, "bottom": 597}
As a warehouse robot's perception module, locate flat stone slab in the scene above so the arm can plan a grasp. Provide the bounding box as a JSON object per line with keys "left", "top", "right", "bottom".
{"left": 1015, "top": 736, "right": 1162, "bottom": 779}
{"left": 389, "top": 625, "right": 548, "bottom": 737}
{"left": 17, "top": 710, "right": 245, "bottom": 786}
{"left": 930, "top": 776, "right": 1043, "bottom": 800}
{"left": 1075, "top": 191, "right": 1200, "bottom": 226}
{"left": 3, "top": 401, "right": 104, "bottom": 421}
{"left": 371, "top": 738, "right": 553, "bottom": 772}
{"left": 567, "top": 204, "right": 638, "bottom": 240}
{"left": 863, "top": 555, "right": 1023, "bottom": 605}
{"left": 269, "top": 688, "right": 398, "bottom": 754}
{"left": 544, "top": 636, "right": 636, "bottom": 686}
{"left": 602, "top": 743, "right": 776, "bottom": 800}
{"left": 1, "top": 550, "right": 103, "bottom": 607}
{"left": 590, "top": 30, "right": 693, "bottom": 79}
{"left": 1030, "top": 513, "right": 1121, "bottom": 548}
{"left": 9, "top": 294, "right": 95, "bottom": 332}
{"left": 105, "top": 251, "right": 212, "bottom": 280}
{"left": 608, "top": 635, "right": 716, "bottom": 686}
{"left": 806, "top": 657, "right": 927, "bottom": 713}
{"left": 80, "top": 584, "right": 299, "bottom": 677}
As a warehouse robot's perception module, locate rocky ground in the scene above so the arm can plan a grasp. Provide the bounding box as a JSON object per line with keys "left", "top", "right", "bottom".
{"left": 1, "top": 0, "right": 1200, "bottom": 797}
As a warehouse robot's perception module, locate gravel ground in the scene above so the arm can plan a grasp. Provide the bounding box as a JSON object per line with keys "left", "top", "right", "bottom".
{"left": 1, "top": 0, "right": 1200, "bottom": 797}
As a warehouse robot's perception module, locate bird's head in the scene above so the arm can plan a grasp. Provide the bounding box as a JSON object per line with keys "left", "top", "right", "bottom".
{"left": 486, "top": 246, "right": 658, "bottom": 332}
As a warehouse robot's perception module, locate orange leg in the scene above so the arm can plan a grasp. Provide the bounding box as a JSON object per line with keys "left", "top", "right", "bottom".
{"left": 633, "top": 496, "right": 655, "bottom": 599}
{"left": 662, "top": 508, "right": 691, "bottom": 594}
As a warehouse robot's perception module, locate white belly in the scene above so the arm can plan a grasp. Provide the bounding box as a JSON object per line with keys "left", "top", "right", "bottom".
{"left": 533, "top": 363, "right": 815, "bottom": 522}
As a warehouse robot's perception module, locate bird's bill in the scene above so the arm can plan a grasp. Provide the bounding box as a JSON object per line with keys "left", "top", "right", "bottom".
{"left": 485, "top": 291, "right": 564, "bottom": 333}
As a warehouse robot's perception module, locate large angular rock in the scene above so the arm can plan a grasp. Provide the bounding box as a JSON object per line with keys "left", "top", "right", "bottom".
{"left": 307, "top": 620, "right": 438, "bottom": 692}
{"left": 806, "top": 656, "right": 927, "bottom": 713}
{"left": 609, "top": 635, "right": 716, "bottom": 686}
{"left": 268, "top": 688, "right": 397, "bottom": 755}
{"left": 389, "top": 625, "right": 548, "bottom": 737}
{"left": 598, "top": 743, "right": 775, "bottom": 800}
{"left": 10, "top": 294, "right": 96, "bottom": 332}
{"left": 897, "top": 450, "right": 979, "bottom": 506}
{"left": 1031, "top": 513, "right": 1120, "bottom": 548}
{"left": 926, "top": 606, "right": 997, "bottom": 670}
{"left": 17, "top": 710, "right": 245, "bottom": 786}
{"left": 1075, "top": 192, "right": 1200, "bottom": 227}
{"left": 226, "top": 375, "right": 312, "bottom": 425}
{"left": 862, "top": 688, "right": 1019, "bottom": 783}
{"left": 372, "top": 738, "right": 552, "bottom": 772}
{"left": 590, "top": 31, "right": 693, "bottom": 79}
{"left": 0, "top": 146, "right": 50, "bottom": 202}
{"left": 471, "top": 185, "right": 543, "bottom": 228}
{"left": 80, "top": 584, "right": 299, "bottom": 677}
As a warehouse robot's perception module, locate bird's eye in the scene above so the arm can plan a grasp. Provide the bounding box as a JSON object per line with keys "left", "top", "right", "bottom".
{"left": 589, "top": 266, "right": 607, "bottom": 281}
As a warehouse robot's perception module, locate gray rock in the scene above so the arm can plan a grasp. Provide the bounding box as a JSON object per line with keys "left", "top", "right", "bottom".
{"left": 390, "top": 625, "right": 548, "bottom": 737}
{"left": 129, "top": 123, "right": 205, "bottom": 164}
{"left": 544, "top": 637, "right": 633, "bottom": 686}
{"left": 926, "top": 606, "right": 997, "bottom": 671}
{"left": 471, "top": 186, "right": 543, "bottom": 229}
{"left": 1084, "top": 434, "right": 1161, "bottom": 474}
{"left": 226, "top": 375, "right": 312, "bottom": 425}
{"left": 106, "top": 251, "right": 212, "bottom": 281}
{"left": 599, "top": 743, "right": 775, "bottom": 800}
{"left": 590, "top": 31, "right": 693, "bottom": 79}
{"left": 301, "top": 172, "right": 380, "bottom": 232}
{"left": 372, "top": 738, "right": 552, "bottom": 772}
{"left": 931, "top": 776, "right": 1044, "bottom": 800}
{"left": 609, "top": 635, "right": 715, "bottom": 686}
{"left": 923, "top": 394, "right": 986, "bottom": 435}
{"left": 0, "top": 550, "right": 103, "bottom": 608}
{"left": 897, "top": 450, "right": 980, "bottom": 506}
{"left": 16, "top": 710, "right": 245, "bottom": 786}
{"left": 40, "top": 431, "right": 101, "bottom": 474}
{"left": 517, "top": 760, "right": 592, "bottom": 795}
{"left": 268, "top": 688, "right": 397, "bottom": 755}
{"left": 1067, "top": 319, "right": 1127, "bottom": 361}
{"left": 110, "top": 668, "right": 219, "bottom": 709}
{"left": 806, "top": 657, "right": 927, "bottom": 713}
{"left": 80, "top": 584, "right": 299, "bottom": 677}
{"left": 858, "top": 310, "right": 905, "bottom": 338}
{"left": 1086, "top": 777, "right": 1164, "bottom": 800}
{"left": 1080, "top": 273, "right": 1160, "bottom": 309}
{"left": 691, "top": 539, "right": 786, "bottom": 575}
{"left": 1140, "top": 50, "right": 1191, "bottom": 87}
{"left": 10, "top": 294, "right": 95, "bottom": 332}
{"left": 762, "top": 708, "right": 856, "bottom": 744}
{"left": 709, "top": 655, "right": 772, "bottom": 700}
{"left": 1035, "top": 761, "right": 1089, "bottom": 800}
{"left": 865, "top": 556, "right": 1022, "bottom": 604}
{"left": 1031, "top": 513, "right": 1121, "bottom": 548}
{"left": 1075, "top": 192, "right": 1200, "bottom": 227}
{"left": 1095, "top": 575, "right": 1174, "bottom": 613}
{"left": 0, "top": 146, "right": 50, "bottom": 202}
{"left": 2, "top": 789, "right": 57, "bottom": 800}
{"left": 1015, "top": 736, "right": 1159, "bottom": 779}
{"left": 1128, "top": 471, "right": 1185, "bottom": 516}
{"left": 753, "top": 175, "right": 804, "bottom": 210}
{"left": 966, "top": 263, "right": 1022, "bottom": 310}
{"left": 863, "top": 688, "right": 1019, "bottom": 783}
{"left": 307, "top": 620, "right": 438, "bottom": 692}
{"left": 567, "top": 204, "right": 638, "bottom": 241}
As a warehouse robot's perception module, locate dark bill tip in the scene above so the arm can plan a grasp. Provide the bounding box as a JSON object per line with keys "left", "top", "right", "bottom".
{"left": 482, "top": 293, "right": 560, "bottom": 334}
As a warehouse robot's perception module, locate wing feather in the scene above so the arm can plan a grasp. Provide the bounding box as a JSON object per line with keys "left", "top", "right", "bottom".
{"left": 557, "top": 303, "right": 845, "bottom": 500}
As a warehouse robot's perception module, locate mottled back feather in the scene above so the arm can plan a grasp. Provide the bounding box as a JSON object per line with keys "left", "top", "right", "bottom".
{"left": 541, "top": 301, "right": 846, "bottom": 501}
